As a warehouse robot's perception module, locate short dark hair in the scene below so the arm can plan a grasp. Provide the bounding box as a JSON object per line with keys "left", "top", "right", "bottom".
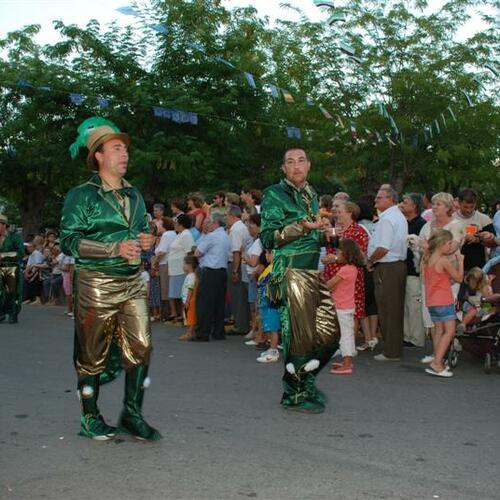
{"left": 161, "top": 216, "right": 175, "bottom": 231}
{"left": 249, "top": 213, "right": 261, "bottom": 227}
{"left": 249, "top": 189, "right": 262, "bottom": 205}
{"left": 403, "top": 193, "right": 424, "bottom": 215}
{"left": 357, "top": 196, "right": 376, "bottom": 221}
{"left": 170, "top": 198, "right": 187, "bottom": 212}
{"left": 458, "top": 188, "right": 478, "bottom": 204}
{"left": 184, "top": 253, "right": 199, "bottom": 270}
{"left": 282, "top": 148, "right": 308, "bottom": 165}
{"left": 175, "top": 213, "right": 192, "bottom": 229}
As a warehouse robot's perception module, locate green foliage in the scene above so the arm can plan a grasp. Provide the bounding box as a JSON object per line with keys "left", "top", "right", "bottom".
{"left": 0, "top": 0, "right": 498, "bottom": 235}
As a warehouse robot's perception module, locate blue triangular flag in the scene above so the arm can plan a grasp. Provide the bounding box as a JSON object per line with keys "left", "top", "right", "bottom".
{"left": 69, "top": 93, "right": 84, "bottom": 105}
{"left": 150, "top": 24, "right": 168, "bottom": 34}
{"left": 17, "top": 80, "right": 33, "bottom": 87}
{"left": 461, "top": 90, "right": 473, "bottom": 107}
{"left": 447, "top": 106, "right": 457, "bottom": 121}
{"left": 286, "top": 127, "right": 301, "bottom": 139}
{"left": 244, "top": 72, "right": 256, "bottom": 89}
{"left": 116, "top": 6, "right": 139, "bottom": 16}
{"left": 98, "top": 97, "right": 109, "bottom": 109}
{"left": 268, "top": 84, "right": 279, "bottom": 99}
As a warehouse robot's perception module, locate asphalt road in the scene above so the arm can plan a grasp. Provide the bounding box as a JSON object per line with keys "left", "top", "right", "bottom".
{"left": 1, "top": 304, "right": 499, "bottom": 500}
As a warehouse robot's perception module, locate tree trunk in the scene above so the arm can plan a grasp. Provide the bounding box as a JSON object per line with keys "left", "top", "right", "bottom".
{"left": 21, "top": 186, "right": 46, "bottom": 239}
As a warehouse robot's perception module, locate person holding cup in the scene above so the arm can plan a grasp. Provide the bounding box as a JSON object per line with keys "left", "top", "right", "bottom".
{"left": 61, "top": 118, "right": 161, "bottom": 441}
{"left": 452, "top": 188, "right": 495, "bottom": 272}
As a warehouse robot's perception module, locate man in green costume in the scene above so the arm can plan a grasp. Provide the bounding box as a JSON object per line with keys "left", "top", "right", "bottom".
{"left": 260, "top": 148, "right": 340, "bottom": 413}
{"left": 0, "top": 215, "right": 24, "bottom": 323}
{"left": 60, "top": 118, "right": 161, "bottom": 440}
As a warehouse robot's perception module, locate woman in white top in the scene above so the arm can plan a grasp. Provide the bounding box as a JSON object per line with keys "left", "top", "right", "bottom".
{"left": 155, "top": 216, "right": 177, "bottom": 320}
{"left": 418, "top": 192, "right": 465, "bottom": 363}
{"left": 167, "top": 214, "right": 195, "bottom": 321}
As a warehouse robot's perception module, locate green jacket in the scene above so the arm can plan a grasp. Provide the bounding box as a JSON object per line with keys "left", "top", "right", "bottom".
{"left": 60, "top": 174, "right": 149, "bottom": 276}
{"left": 0, "top": 231, "right": 25, "bottom": 265}
{"left": 260, "top": 179, "right": 323, "bottom": 286}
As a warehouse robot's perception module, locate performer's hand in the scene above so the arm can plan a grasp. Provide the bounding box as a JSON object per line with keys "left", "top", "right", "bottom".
{"left": 138, "top": 232, "right": 156, "bottom": 251}
{"left": 119, "top": 240, "right": 142, "bottom": 260}
{"left": 302, "top": 215, "right": 324, "bottom": 231}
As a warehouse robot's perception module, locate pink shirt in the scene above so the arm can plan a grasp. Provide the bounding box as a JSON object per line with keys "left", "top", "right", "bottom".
{"left": 332, "top": 265, "right": 357, "bottom": 310}
{"left": 424, "top": 264, "right": 453, "bottom": 306}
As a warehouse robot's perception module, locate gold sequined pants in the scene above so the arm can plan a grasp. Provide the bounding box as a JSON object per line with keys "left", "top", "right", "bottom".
{"left": 0, "top": 265, "right": 18, "bottom": 297}
{"left": 74, "top": 268, "right": 151, "bottom": 378}
{"left": 286, "top": 268, "right": 339, "bottom": 356}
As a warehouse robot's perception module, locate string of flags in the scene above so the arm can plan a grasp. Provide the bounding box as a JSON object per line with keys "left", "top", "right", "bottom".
{"left": 312, "top": 1, "right": 499, "bottom": 146}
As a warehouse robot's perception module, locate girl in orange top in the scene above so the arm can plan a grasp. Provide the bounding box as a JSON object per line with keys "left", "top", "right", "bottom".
{"left": 421, "top": 229, "right": 464, "bottom": 377}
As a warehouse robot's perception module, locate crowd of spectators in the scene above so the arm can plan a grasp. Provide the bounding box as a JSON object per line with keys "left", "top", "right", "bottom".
{"left": 20, "top": 186, "right": 500, "bottom": 376}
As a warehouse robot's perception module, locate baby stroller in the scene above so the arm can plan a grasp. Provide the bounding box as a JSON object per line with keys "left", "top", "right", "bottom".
{"left": 450, "top": 259, "right": 500, "bottom": 374}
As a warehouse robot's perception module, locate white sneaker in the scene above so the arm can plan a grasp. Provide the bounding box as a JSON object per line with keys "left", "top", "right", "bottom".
{"left": 244, "top": 330, "right": 255, "bottom": 340}
{"left": 374, "top": 353, "right": 400, "bottom": 361}
{"left": 453, "top": 338, "right": 463, "bottom": 352}
{"left": 245, "top": 340, "right": 258, "bottom": 346}
{"left": 420, "top": 355, "right": 434, "bottom": 364}
{"left": 257, "top": 349, "right": 279, "bottom": 363}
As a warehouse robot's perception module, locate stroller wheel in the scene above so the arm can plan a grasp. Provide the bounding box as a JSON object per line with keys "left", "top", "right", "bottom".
{"left": 484, "top": 353, "right": 492, "bottom": 374}
{"left": 448, "top": 350, "right": 459, "bottom": 368}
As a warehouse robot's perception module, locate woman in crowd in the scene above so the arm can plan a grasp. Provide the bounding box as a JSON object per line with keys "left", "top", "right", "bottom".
{"left": 187, "top": 192, "right": 206, "bottom": 232}
{"left": 167, "top": 214, "right": 195, "bottom": 322}
{"left": 418, "top": 192, "right": 464, "bottom": 364}
{"left": 155, "top": 216, "right": 176, "bottom": 321}
{"left": 322, "top": 201, "right": 369, "bottom": 340}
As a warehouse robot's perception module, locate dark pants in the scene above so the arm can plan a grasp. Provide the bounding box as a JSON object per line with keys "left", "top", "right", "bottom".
{"left": 195, "top": 268, "right": 227, "bottom": 340}
{"left": 374, "top": 261, "right": 407, "bottom": 358}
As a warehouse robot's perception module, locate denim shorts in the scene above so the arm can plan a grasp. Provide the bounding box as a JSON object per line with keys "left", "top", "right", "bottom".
{"left": 427, "top": 304, "right": 456, "bottom": 322}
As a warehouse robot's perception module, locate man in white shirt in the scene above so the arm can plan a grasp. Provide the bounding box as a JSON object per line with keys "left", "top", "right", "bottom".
{"left": 452, "top": 188, "right": 495, "bottom": 271}
{"left": 226, "top": 204, "right": 252, "bottom": 335}
{"left": 367, "top": 186, "right": 408, "bottom": 360}
{"left": 194, "top": 213, "right": 231, "bottom": 340}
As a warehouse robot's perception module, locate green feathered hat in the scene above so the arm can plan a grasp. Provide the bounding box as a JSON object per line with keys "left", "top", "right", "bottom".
{"left": 69, "top": 117, "right": 130, "bottom": 169}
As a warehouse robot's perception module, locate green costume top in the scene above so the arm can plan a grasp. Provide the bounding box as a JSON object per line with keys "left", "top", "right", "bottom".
{"left": 0, "top": 232, "right": 25, "bottom": 265}
{"left": 260, "top": 179, "right": 323, "bottom": 289}
{"left": 60, "top": 174, "right": 149, "bottom": 276}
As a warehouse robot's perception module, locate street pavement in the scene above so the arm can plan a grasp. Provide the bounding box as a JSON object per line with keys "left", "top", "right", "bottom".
{"left": 1, "top": 304, "right": 499, "bottom": 500}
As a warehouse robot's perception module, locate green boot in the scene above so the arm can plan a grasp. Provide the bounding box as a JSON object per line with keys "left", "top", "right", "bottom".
{"left": 78, "top": 375, "right": 117, "bottom": 440}
{"left": 118, "top": 365, "right": 162, "bottom": 441}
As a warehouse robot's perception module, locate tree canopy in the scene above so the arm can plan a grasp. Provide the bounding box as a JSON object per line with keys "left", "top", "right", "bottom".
{"left": 0, "top": 0, "right": 498, "bottom": 235}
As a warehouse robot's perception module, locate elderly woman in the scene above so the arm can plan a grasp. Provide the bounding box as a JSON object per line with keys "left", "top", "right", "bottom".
{"left": 167, "top": 214, "right": 195, "bottom": 322}
{"left": 322, "top": 201, "right": 368, "bottom": 333}
{"left": 418, "top": 192, "right": 465, "bottom": 363}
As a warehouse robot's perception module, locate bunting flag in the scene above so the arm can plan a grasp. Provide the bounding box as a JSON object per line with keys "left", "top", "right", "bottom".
{"left": 319, "top": 106, "right": 333, "bottom": 119}
{"left": 472, "top": 75, "right": 485, "bottom": 90}
{"left": 281, "top": 88, "right": 295, "bottom": 103}
{"left": 447, "top": 106, "right": 457, "bottom": 121}
{"left": 267, "top": 84, "right": 280, "bottom": 99}
{"left": 328, "top": 13, "right": 346, "bottom": 24}
{"left": 149, "top": 24, "right": 168, "bottom": 34}
{"left": 485, "top": 63, "right": 499, "bottom": 77}
{"left": 350, "top": 122, "right": 360, "bottom": 144}
{"left": 305, "top": 96, "right": 315, "bottom": 106}
{"left": 386, "top": 133, "right": 397, "bottom": 146}
{"left": 39, "top": 86, "right": 51, "bottom": 91}
{"left": 388, "top": 115, "right": 399, "bottom": 134}
{"left": 440, "top": 112, "right": 447, "bottom": 128}
{"left": 152, "top": 106, "right": 198, "bottom": 125}
{"left": 461, "top": 90, "right": 473, "bottom": 107}
{"left": 98, "top": 97, "right": 109, "bottom": 109}
{"left": 116, "top": 6, "right": 139, "bottom": 16}
{"left": 286, "top": 127, "right": 301, "bottom": 139}
{"left": 434, "top": 119, "right": 440, "bottom": 135}
{"left": 411, "top": 134, "right": 418, "bottom": 147}
{"left": 188, "top": 42, "right": 205, "bottom": 52}
{"left": 214, "top": 56, "right": 236, "bottom": 69}
{"left": 349, "top": 56, "right": 363, "bottom": 65}
{"left": 244, "top": 72, "right": 256, "bottom": 89}
{"left": 17, "top": 80, "right": 32, "bottom": 87}
{"left": 339, "top": 42, "right": 355, "bottom": 57}
{"left": 69, "top": 93, "right": 84, "bottom": 105}
{"left": 336, "top": 114, "right": 345, "bottom": 128}
{"left": 313, "top": 0, "right": 336, "bottom": 8}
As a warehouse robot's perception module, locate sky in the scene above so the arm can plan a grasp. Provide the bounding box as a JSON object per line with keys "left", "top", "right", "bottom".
{"left": 0, "top": 0, "right": 491, "bottom": 45}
